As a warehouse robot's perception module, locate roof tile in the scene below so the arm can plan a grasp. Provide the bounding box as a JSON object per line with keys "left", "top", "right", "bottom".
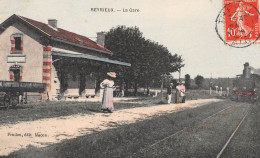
{"left": 19, "top": 16, "right": 112, "bottom": 54}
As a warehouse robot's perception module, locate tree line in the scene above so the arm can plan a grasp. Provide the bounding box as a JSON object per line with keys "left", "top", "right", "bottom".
{"left": 185, "top": 74, "right": 234, "bottom": 90}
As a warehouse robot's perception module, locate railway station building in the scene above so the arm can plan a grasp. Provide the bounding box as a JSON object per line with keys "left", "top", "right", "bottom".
{"left": 0, "top": 14, "right": 130, "bottom": 100}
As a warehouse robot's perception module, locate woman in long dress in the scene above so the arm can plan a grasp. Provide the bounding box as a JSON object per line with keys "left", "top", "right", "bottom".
{"left": 100, "top": 72, "right": 116, "bottom": 113}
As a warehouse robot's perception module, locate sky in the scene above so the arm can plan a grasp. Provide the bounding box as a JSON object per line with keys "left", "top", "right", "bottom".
{"left": 1, "top": 0, "right": 260, "bottom": 79}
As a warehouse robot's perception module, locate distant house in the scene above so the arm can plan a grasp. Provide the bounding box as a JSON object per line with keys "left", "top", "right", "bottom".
{"left": 0, "top": 14, "right": 130, "bottom": 100}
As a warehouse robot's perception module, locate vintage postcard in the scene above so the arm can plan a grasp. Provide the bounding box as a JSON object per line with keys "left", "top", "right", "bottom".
{"left": 0, "top": 0, "right": 260, "bottom": 157}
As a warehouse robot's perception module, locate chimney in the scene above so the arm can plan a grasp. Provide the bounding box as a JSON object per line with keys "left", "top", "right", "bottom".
{"left": 48, "top": 19, "right": 57, "bottom": 28}
{"left": 243, "top": 62, "right": 250, "bottom": 78}
{"left": 97, "top": 32, "right": 106, "bottom": 47}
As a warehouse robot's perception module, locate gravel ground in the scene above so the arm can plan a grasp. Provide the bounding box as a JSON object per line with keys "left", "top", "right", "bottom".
{"left": 0, "top": 99, "right": 220, "bottom": 156}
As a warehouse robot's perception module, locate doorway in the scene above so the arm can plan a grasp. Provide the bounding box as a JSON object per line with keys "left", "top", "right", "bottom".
{"left": 9, "top": 65, "right": 22, "bottom": 82}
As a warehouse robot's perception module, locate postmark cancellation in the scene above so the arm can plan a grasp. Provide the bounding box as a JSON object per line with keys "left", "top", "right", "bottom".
{"left": 216, "top": 0, "right": 260, "bottom": 48}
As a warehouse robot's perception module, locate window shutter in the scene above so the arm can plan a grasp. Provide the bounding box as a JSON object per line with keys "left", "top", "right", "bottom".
{"left": 20, "top": 40, "right": 24, "bottom": 53}
{"left": 9, "top": 71, "right": 14, "bottom": 81}
{"left": 11, "top": 39, "right": 15, "bottom": 52}
{"left": 20, "top": 70, "right": 23, "bottom": 81}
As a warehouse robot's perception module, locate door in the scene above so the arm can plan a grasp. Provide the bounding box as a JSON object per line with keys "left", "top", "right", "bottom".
{"left": 9, "top": 65, "right": 22, "bottom": 82}
{"left": 13, "top": 69, "right": 20, "bottom": 82}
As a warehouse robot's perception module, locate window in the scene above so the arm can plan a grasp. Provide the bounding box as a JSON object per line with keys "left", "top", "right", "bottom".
{"left": 14, "top": 37, "right": 21, "bottom": 50}
{"left": 10, "top": 33, "right": 23, "bottom": 54}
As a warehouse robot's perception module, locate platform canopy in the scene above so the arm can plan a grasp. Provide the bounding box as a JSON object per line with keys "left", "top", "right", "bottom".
{"left": 52, "top": 51, "right": 131, "bottom": 67}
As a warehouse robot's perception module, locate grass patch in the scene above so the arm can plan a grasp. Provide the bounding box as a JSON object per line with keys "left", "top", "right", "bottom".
{"left": 185, "top": 90, "right": 217, "bottom": 100}
{"left": 0, "top": 95, "right": 165, "bottom": 125}
{"left": 7, "top": 100, "right": 231, "bottom": 158}
{"left": 0, "top": 90, "right": 216, "bottom": 125}
{"left": 0, "top": 101, "right": 95, "bottom": 125}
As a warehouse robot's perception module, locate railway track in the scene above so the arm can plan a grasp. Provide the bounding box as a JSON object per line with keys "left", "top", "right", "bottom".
{"left": 128, "top": 102, "right": 252, "bottom": 158}
{"left": 216, "top": 103, "right": 252, "bottom": 158}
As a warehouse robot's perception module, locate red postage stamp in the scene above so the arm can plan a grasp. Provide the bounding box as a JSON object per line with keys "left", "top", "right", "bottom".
{"left": 224, "top": 0, "right": 260, "bottom": 44}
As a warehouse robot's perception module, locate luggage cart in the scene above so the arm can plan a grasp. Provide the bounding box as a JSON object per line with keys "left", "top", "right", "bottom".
{"left": 0, "top": 81, "right": 45, "bottom": 108}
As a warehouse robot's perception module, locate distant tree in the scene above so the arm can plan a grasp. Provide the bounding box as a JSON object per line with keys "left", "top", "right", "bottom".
{"left": 162, "top": 74, "right": 173, "bottom": 86}
{"left": 195, "top": 75, "right": 205, "bottom": 89}
{"left": 105, "top": 26, "right": 145, "bottom": 95}
{"left": 185, "top": 74, "right": 191, "bottom": 89}
{"left": 105, "top": 26, "right": 184, "bottom": 95}
{"left": 170, "top": 79, "right": 178, "bottom": 88}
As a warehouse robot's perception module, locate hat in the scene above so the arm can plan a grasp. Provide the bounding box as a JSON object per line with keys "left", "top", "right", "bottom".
{"left": 107, "top": 72, "right": 116, "bottom": 78}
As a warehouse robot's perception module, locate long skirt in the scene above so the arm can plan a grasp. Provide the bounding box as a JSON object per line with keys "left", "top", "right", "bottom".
{"left": 101, "top": 87, "right": 114, "bottom": 110}
{"left": 167, "top": 94, "right": 172, "bottom": 104}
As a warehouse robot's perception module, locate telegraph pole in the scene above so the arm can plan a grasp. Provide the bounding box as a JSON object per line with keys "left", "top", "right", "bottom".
{"left": 178, "top": 68, "right": 181, "bottom": 82}
{"left": 161, "top": 76, "right": 163, "bottom": 102}
{"left": 209, "top": 73, "right": 212, "bottom": 95}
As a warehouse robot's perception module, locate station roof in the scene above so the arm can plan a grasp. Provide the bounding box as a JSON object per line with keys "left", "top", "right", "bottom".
{"left": 52, "top": 51, "right": 131, "bottom": 67}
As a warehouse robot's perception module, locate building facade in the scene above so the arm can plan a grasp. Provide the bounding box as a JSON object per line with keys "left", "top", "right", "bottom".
{"left": 0, "top": 14, "right": 130, "bottom": 100}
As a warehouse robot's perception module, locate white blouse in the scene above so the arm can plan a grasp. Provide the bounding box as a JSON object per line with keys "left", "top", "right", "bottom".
{"left": 100, "top": 79, "right": 115, "bottom": 88}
